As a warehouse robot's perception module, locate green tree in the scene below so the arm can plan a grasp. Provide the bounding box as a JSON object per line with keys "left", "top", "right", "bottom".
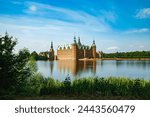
{"left": 0, "top": 32, "right": 31, "bottom": 95}
{"left": 31, "top": 51, "right": 38, "bottom": 60}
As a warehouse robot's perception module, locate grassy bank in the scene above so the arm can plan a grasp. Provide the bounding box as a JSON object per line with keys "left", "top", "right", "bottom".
{"left": 5, "top": 76, "right": 149, "bottom": 100}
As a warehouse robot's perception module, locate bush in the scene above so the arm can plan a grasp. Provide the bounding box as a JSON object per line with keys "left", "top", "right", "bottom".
{"left": 36, "top": 76, "right": 150, "bottom": 99}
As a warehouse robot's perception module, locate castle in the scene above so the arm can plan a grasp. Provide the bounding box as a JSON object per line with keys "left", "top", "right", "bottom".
{"left": 39, "top": 36, "right": 102, "bottom": 60}
{"left": 57, "top": 36, "right": 97, "bottom": 60}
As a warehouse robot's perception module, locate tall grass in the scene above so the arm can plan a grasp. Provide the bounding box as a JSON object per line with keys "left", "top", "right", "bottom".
{"left": 30, "top": 76, "right": 150, "bottom": 99}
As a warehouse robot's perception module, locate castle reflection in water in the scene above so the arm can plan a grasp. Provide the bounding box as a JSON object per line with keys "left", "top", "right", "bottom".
{"left": 37, "top": 60, "right": 150, "bottom": 80}
{"left": 57, "top": 60, "right": 96, "bottom": 76}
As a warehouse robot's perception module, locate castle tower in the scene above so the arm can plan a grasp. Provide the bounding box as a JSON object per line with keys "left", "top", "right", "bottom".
{"left": 51, "top": 41, "right": 53, "bottom": 49}
{"left": 92, "top": 40, "right": 96, "bottom": 59}
{"left": 78, "top": 36, "right": 81, "bottom": 46}
{"left": 49, "top": 41, "right": 54, "bottom": 60}
{"left": 74, "top": 36, "right": 77, "bottom": 44}
{"left": 71, "top": 36, "right": 78, "bottom": 60}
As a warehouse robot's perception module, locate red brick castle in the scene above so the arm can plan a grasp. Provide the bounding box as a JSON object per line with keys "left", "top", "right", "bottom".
{"left": 57, "top": 36, "right": 97, "bottom": 60}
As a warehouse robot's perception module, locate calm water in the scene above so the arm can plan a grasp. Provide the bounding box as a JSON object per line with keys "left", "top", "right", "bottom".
{"left": 37, "top": 60, "right": 150, "bottom": 81}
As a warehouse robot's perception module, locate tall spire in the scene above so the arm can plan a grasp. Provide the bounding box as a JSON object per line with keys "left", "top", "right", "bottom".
{"left": 74, "top": 36, "right": 76, "bottom": 44}
{"left": 93, "top": 40, "right": 95, "bottom": 44}
{"left": 5, "top": 30, "right": 8, "bottom": 36}
{"left": 51, "top": 41, "right": 53, "bottom": 49}
{"left": 78, "top": 36, "right": 81, "bottom": 46}
{"left": 92, "top": 40, "right": 96, "bottom": 46}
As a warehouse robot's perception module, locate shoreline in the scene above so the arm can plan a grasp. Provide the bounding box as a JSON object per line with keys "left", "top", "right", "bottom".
{"left": 101, "top": 58, "right": 150, "bottom": 60}
{"left": 78, "top": 58, "right": 150, "bottom": 61}
{"left": 37, "top": 58, "right": 150, "bottom": 61}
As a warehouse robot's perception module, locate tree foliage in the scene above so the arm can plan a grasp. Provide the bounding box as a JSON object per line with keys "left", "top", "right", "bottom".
{"left": 31, "top": 51, "right": 48, "bottom": 60}
{"left": 0, "top": 33, "right": 31, "bottom": 94}
{"left": 103, "top": 51, "right": 150, "bottom": 58}
{"left": 31, "top": 51, "right": 38, "bottom": 60}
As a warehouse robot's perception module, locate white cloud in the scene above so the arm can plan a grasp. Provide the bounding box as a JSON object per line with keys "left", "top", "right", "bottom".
{"left": 0, "top": 2, "right": 113, "bottom": 53}
{"left": 1, "top": 2, "right": 150, "bottom": 53}
{"left": 125, "top": 28, "right": 149, "bottom": 34}
{"left": 29, "top": 5, "right": 37, "bottom": 12}
{"left": 107, "top": 46, "right": 119, "bottom": 51}
{"left": 0, "top": 15, "right": 101, "bottom": 53}
{"left": 136, "top": 8, "right": 150, "bottom": 19}
{"left": 23, "top": 1, "right": 111, "bottom": 32}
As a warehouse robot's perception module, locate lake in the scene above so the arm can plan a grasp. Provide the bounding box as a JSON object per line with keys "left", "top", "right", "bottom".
{"left": 37, "top": 60, "right": 150, "bottom": 81}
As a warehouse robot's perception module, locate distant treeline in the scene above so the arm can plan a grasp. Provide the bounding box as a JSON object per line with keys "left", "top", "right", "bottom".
{"left": 31, "top": 51, "right": 48, "bottom": 60}
{"left": 103, "top": 51, "right": 150, "bottom": 58}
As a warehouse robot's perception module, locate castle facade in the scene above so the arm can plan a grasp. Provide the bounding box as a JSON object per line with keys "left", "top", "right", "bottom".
{"left": 57, "top": 37, "right": 96, "bottom": 60}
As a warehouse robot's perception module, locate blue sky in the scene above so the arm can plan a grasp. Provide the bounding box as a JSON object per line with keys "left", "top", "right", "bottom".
{"left": 0, "top": 0, "right": 150, "bottom": 53}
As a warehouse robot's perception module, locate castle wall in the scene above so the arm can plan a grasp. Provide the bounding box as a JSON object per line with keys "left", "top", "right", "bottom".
{"left": 72, "top": 44, "right": 77, "bottom": 60}
{"left": 57, "top": 48, "right": 95, "bottom": 60}
{"left": 77, "top": 49, "right": 93, "bottom": 59}
{"left": 57, "top": 41, "right": 97, "bottom": 60}
{"left": 57, "top": 48, "right": 74, "bottom": 60}
{"left": 78, "top": 49, "right": 84, "bottom": 58}
{"left": 92, "top": 46, "right": 96, "bottom": 59}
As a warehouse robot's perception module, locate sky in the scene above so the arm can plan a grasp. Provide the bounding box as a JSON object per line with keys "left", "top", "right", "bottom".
{"left": 0, "top": 0, "right": 150, "bottom": 53}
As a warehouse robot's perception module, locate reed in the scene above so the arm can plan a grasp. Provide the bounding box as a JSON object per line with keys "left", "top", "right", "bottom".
{"left": 32, "top": 76, "right": 150, "bottom": 99}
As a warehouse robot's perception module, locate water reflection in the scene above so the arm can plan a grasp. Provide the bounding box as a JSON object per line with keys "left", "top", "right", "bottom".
{"left": 49, "top": 61, "right": 54, "bottom": 75}
{"left": 115, "top": 60, "right": 150, "bottom": 69}
{"left": 37, "top": 60, "right": 150, "bottom": 80}
{"left": 57, "top": 60, "right": 96, "bottom": 76}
